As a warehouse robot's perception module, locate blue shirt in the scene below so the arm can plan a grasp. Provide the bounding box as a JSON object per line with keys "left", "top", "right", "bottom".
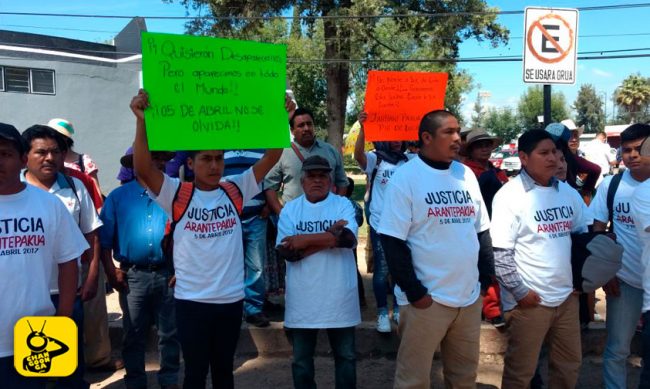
{"left": 99, "top": 180, "right": 169, "bottom": 265}
{"left": 224, "top": 149, "right": 265, "bottom": 219}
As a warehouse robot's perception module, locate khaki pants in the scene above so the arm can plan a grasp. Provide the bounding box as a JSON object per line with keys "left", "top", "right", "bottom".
{"left": 394, "top": 297, "right": 481, "bottom": 389}
{"left": 82, "top": 262, "right": 112, "bottom": 367}
{"left": 502, "top": 294, "right": 581, "bottom": 389}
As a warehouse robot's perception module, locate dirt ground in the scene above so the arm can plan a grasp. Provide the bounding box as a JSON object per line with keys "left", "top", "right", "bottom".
{"left": 89, "top": 237, "right": 636, "bottom": 388}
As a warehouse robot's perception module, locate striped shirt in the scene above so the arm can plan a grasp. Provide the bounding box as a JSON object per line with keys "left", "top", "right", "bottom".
{"left": 224, "top": 149, "right": 265, "bottom": 220}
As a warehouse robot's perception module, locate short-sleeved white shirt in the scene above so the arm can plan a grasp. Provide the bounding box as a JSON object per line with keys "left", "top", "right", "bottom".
{"left": 151, "top": 168, "right": 261, "bottom": 304}
{"left": 491, "top": 174, "right": 589, "bottom": 311}
{"left": 378, "top": 157, "right": 490, "bottom": 308}
{"left": 589, "top": 171, "right": 643, "bottom": 288}
{"left": 364, "top": 152, "right": 407, "bottom": 230}
{"left": 277, "top": 193, "right": 361, "bottom": 328}
{"left": 631, "top": 180, "right": 650, "bottom": 312}
{"left": 0, "top": 185, "right": 88, "bottom": 357}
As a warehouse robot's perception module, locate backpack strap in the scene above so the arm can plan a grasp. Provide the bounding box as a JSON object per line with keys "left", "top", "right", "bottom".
{"left": 220, "top": 181, "right": 244, "bottom": 216}
{"left": 291, "top": 142, "right": 306, "bottom": 162}
{"left": 78, "top": 154, "right": 86, "bottom": 173}
{"left": 164, "top": 182, "right": 194, "bottom": 236}
{"left": 366, "top": 152, "right": 383, "bottom": 205}
{"left": 606, "top": 172, "right": 624, "bottom": 233}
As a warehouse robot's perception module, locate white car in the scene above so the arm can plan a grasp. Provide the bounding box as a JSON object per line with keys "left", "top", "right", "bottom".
{"left": 502, "top": 152, "right": 521, "bottom": 176}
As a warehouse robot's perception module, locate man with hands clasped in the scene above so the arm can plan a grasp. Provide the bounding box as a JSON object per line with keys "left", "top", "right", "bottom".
{"left": 276, "top": 155, "right": 360, "bottom": 389}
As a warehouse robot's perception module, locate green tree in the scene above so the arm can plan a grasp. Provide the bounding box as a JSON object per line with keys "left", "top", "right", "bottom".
{"left": 483, "top": 107, "right": 519, "bottom": 144}
{"left": 169, "top": 0, "right": 509, "bottom": 149}
{"left": 470, "top": 89, "right": 485, "bottom": 129}
{"left": 573, "top": 84, "right": 605, "bottom": 133}
{"left": 614, "top": 74, "right": 650, "bottom": 123}
{"left": 517, "top": 86, "right": 569, "bottom": 131}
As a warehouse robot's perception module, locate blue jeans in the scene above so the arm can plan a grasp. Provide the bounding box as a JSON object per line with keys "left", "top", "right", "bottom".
{"left": 287, "top": 327, "right": 356, "bottom": 389}
{"left": 242, "top": 216, "right": 267, "bottom": 316}
{"left": 119, "top": 267, "right": 180, "bottom": 389}
{"left": 51, "top": 294, "right": 88, "bottom": 389}
{"left": 640, "top": 311, "right": 650, "bottom": 388}
{"left": 369, "top": 226, "right": 397, "bottom": 315}
{"left": 603, "top": 280, "right": 643, "bottom": 389}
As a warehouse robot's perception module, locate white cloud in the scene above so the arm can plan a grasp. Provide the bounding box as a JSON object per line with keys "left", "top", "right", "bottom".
{"left": 592, "top": 68, "right": 613, "bottom": 78}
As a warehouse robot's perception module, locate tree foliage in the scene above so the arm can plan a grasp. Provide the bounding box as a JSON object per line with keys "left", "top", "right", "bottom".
{"left": 470, "top": 89, "right": 485, "bottom": 129}
{"left": 517, "top": 86, "right": 569, "bottom": 131}
{"left": 483, "top": 107, "right": 518, "bottom": 144}
{"left": 166, "top": 0, "right": 509, "bottom": 148}
{"left": 614, "top": 74, "right": 650, "bottom": 124}
{"left": 573, "top": 84, "right": 605, "bottom": 133}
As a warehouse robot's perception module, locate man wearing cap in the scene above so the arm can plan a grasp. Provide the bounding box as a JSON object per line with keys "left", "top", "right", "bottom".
{"left": 492, "top": 130, "right": 591, "bottom": 388}
{"left": 629, "top": 128, "right": 650, "bottom": 388}
{"left": 588, "top": 123, "right": 650, "bottom": 388}
{"left": 265, "top": 108, "right": 348, "bottom": 215}
{"left": 0, "top": 123, "right": 88, "bottom": 389}
{"left": 276, "top": 155, "right": 360, "bottom": 388}
{"left": 378, "top": 110, "right": 493, "bottom": 388}
{"left": 100, "top": 149, "right": 180, "bottom": 389}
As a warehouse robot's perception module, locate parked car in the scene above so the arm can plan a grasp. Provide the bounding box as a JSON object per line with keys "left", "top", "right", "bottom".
{"left": 502, "top": 151, "right": 521, "bottom": 176}
{"left": 489, "top": 149, "right": 517, "bottom": 169}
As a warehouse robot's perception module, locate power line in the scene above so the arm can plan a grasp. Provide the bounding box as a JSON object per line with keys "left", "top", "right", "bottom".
{"left": 2, "top": 39, "right": 649, "bottom": 58}
{"left": 1, "top": 3, "right": 650, "bottom": 21}
{"left": 3, "top": 23, "right": 650, "bottom": 41}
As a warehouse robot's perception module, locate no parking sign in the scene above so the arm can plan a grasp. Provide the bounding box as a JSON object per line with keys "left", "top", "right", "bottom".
{"left": 523, "top": 7, "right": 578, "bottom": 84}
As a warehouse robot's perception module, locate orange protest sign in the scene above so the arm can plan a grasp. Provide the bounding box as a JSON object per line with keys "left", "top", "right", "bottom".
{"left": 363, "top": 71, "right": 448, "bottom": 142}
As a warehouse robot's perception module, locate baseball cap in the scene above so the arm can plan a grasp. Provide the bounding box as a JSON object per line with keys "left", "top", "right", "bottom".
{"left": 641, "top": 136, "right": 650, "bottom": 157}
{"left": 301, "top": 155, "right": 332, "bottom": 172}
{"left": 560, "top": 119, "right": 584, "bottom": 136}
{"left": 0, "top": 122, "right": 27, "bottom": 154}
{"left": 545, "top": 123, "right": 571, "bottom": 143}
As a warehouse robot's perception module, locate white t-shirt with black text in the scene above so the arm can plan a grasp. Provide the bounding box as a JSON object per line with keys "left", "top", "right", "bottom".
{"left": 491, "top": 175, "right": 589, "bottom": 311}
{"left": 378, "top": 157, "right": 490, "bottom": 308}
{"left": 151, "top": 168, "right": 260, "bottom": 304}
{"left": 365, "top": 152, "right": 407, "bottom": 230}
{"left": 277, "top": 193, "right": 361, "bottom": 328}
{"left": 631, "top": 180, "right": 650, "bottom": 312}
{"left": 0, "top": 185, "right": 88, "bottom": 357}
{"left": 589, "top": 170, "right": 643, "bottom": 289}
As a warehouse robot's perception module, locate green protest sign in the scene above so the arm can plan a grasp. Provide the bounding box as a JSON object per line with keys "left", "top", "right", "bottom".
{"left": 141, "top": 32, "right": 290, "bottom": 150}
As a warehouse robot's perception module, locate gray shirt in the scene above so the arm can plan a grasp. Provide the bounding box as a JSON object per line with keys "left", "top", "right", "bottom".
{"left": 264, "top": 140, "right": 348, "bottom": 203}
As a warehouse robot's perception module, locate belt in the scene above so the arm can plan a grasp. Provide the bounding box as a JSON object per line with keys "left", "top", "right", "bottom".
{"left": 120, "top": 262, "right": 167, "bottom": 271}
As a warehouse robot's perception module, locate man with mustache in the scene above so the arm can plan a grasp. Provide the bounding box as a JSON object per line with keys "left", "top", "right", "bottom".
{"left": 276, "top": 156, "right": 359, "bottom": 388}
{"left": 22, "top": 124, "right": 103, "bottom": 388}
{"left": 378, "top": 110, "right": 493, "bottom": 388}
{"left": 265, "top": 108, "right": 348, "bottom": 215}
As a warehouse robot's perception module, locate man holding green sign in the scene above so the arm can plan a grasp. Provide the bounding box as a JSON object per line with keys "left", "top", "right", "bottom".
{"left": 130, "top": 88, "right": 293, "bottom": 388}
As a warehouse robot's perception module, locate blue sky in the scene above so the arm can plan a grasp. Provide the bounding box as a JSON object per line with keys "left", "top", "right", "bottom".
{"left": 2, "top": 0, "right": 649, "bottom": 123}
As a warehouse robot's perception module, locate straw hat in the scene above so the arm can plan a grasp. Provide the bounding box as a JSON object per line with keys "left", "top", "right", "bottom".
{"left": 465, "top": 128, "right": 502, "bottom": 149}
{"left": 47, "top": 118, "right": 75, "bottom": 139}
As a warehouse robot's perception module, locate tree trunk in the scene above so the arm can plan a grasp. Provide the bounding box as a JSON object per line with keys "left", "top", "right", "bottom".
{"left": 322, "top": 0, "right": 350, "bottom": 151}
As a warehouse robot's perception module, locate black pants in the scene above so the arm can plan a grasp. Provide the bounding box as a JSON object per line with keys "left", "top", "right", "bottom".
{"left": 175, "top": 298, "right": 243, "bottom": 389}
